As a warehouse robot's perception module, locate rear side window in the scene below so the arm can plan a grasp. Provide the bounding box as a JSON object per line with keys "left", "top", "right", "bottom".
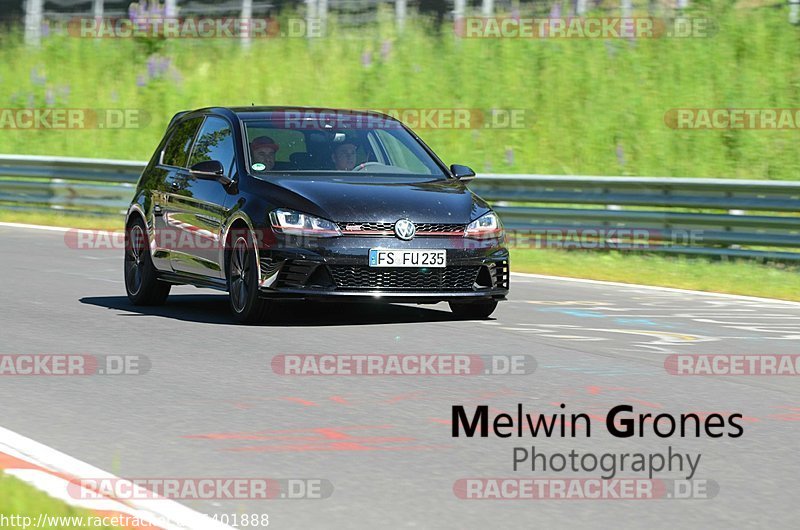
{"left": 188, "top": 116, "right": 235, "bottom": 175}
{"left": 162, "top": 117, "right": 202, "bottom": 168}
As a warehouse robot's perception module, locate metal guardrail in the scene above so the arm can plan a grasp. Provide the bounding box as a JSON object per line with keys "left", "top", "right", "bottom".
{"left": 0, "top": 155, "right": 144, "bottom": 215}
{"left": 1, "top": 154, "right": 799, "bottom": 261}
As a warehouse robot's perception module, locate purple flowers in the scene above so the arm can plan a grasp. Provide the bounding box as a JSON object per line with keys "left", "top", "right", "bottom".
{"left": 616, "top": 142, "right": 626, "bottom": 167}
{"left": 146, "top": 56, "right": 171, "bottom": 79}
{"left": 505, "top": 147, "right": 514, "bottom": 166}
{"left": 137, "top": 55, "right": 180, "bottom": 88}
{"left": 30, "top": 67, "right": 46, "bottom": 86}
{"left": 380, "top": 40, "right": 392, "bottom": 61}
{"left": 129, "top": 0, "right": 169, "bottom": 30}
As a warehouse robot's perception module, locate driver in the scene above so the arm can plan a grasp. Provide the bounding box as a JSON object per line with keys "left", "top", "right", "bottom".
{"left": 331, "top": 141, "right": 358, "bottom": 171}
{"left": 250, "top": 136, "right": 280, "bottom": 171}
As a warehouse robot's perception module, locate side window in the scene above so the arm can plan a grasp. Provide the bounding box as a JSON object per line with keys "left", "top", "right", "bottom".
{"left": 188, "top": 116, "right": 236, "bottom": 176}
{"left": 162, "top": 117, "right": 202, "bottom": 168}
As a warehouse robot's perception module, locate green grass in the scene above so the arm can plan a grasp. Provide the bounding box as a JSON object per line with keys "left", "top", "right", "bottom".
{"left": 1, "top": 3, "right": 799, "bottom": 178}
{"left": 0, "top": 210, "right": 124, "bottom": 230}
{"left": 511, "top": 248, "right": 800, "bottom": 301}
{"left": 0, "top": 472, "right": 120, "bottom": 529}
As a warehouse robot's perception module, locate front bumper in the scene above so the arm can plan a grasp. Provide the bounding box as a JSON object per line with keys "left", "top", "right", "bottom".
{"left": 256, "top": 234, "right": 509, "bottom": 303}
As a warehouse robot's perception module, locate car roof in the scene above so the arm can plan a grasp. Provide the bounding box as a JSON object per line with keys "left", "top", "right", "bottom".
{"left": 172, "top": 106, "right": 402, "bottom": 123}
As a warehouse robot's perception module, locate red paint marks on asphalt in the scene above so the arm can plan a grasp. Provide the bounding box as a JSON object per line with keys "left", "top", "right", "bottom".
{"left": 227, "top": 442, "right": 446, "bottom": 453}
{"left": 280, "top": 397, "right": 318, "bottom": 406}
{"left": 184, "top": 425, "right": 444, "bottom": 453}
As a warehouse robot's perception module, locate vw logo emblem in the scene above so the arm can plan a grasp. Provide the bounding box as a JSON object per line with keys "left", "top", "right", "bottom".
{"left": 394, "top": 219, "right": 416, "bottom": 240}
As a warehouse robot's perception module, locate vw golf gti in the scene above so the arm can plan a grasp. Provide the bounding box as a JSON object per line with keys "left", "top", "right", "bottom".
{"left": 124, "top": 107, "right": 509, "bottom": 323}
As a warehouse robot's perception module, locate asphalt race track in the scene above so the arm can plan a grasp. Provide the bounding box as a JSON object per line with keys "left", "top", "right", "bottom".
{"left": 1, "top": 224, "right": 799, "bottom": 528}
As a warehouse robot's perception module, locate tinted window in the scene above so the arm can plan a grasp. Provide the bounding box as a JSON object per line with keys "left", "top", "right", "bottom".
{"left": 188, "top": 116, "right": 235, "bottom": 175}
{"left": 162, "top": 117, "right": 202, "bottom": 168}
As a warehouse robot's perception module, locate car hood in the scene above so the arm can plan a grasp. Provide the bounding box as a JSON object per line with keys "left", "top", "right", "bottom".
{"left": 264, "top": 175, "right": 491, "bottom": 224}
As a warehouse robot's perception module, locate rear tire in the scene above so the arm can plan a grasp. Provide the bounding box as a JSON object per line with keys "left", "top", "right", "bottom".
{"left": 228, "top": 233, "right": 272, "bottom": 324}
{"left": 448, "top": 299, "right": 498, "bottom": 319}
{"left": 124, "top": 218, "right": 171, "bottom": 305}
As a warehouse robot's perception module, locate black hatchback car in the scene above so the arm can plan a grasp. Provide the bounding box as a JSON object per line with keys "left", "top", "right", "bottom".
{"left": 124, "top": 107, "right": 509, "bottom": 323}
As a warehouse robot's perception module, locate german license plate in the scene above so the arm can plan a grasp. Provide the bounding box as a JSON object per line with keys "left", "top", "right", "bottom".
{"left": 369, "top": 249, "right": 446, "bottom": 268}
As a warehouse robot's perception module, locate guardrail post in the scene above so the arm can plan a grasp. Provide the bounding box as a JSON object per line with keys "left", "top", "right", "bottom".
{"left": 306, "top": 0, "right": 318, "bottom": 38}
{"left": 396, "top": 0, "right": 407, "bottom": 32}
{"left": 240, "top": 0, "right": 252, "bottom": 49}
{"left": 24, "top": 0, "right": 44, "bottom": 46}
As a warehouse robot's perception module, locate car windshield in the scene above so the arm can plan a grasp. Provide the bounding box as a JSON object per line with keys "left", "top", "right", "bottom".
{"left": 243, "top": 113, "right": 446, "bottom": 177}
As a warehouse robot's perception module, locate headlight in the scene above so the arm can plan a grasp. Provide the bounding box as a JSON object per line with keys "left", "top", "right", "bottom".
{"left": 269, "top": 208, "right": 342, "bottom": 237}
{"left": 465, "top": 211, "right": 504, "bottom": 239}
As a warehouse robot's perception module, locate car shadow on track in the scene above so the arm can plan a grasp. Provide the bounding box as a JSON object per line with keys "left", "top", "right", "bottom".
{"left": 79, "top": 294, "right": 480, "bottom": 326}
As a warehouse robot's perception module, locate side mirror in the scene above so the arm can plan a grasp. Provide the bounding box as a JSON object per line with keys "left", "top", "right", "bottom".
{"left": 450, "top": 164, "right": 476, "bottom": 181}
{"left": 190, "top": 160, "right": 231, "bottom": 185}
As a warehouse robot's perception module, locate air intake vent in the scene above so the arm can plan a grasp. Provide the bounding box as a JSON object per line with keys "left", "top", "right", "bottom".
{"left": 328, "top": 266, "right": 480, "bottom": 291}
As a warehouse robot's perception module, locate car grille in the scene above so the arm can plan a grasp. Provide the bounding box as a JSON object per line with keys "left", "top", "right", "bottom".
{"left": 328, "top": 266, "right": 480, "bottom": 291}
{"left": 337, "top": 222, "right": 466, "bottom": 235}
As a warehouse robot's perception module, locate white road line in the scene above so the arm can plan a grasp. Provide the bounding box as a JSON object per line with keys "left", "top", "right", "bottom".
{"left": 0, "top": 425, "right": 233, "bottom": 530}
{"left": 0, "top": 222, "right": 73, "bottom": 232}
{"left": 511, "top": 272, "right": 800, "bottom": 307}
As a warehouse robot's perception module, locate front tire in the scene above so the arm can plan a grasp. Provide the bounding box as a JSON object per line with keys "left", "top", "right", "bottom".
{"left": 228, "top": 233, "right": 272, "bottom": 324}
{"left": 448, "top": 299, "right": 498, "bottom": 319}
{"left": 124, "top": 218, "right": 171, "bottom": 305}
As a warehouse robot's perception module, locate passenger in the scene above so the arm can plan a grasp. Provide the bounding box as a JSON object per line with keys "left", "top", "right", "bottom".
{"left": 250, "top": 136, "right": 280, "bottom": 171}
{"left": 331, "top": 141, "right": 359, "bottom": 171}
